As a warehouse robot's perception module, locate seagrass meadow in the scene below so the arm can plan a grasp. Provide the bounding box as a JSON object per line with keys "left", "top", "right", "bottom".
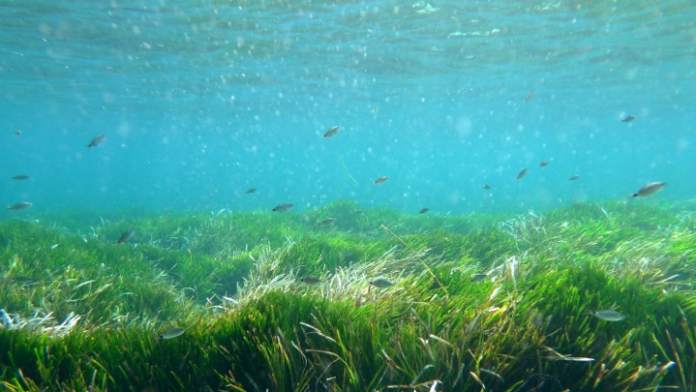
{"left": 1, "top": 199, "right": 696, "bottom": 392}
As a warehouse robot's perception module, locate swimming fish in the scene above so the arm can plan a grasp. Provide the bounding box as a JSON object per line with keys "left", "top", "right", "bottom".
{"left": 471, "top": 273, "right": 488, "bottom": 283}
{"left": 539, "top": 161, "right": 548, "bottom": 167}
{"left": 14, "top": 130, "right": 22, "bottom": 136}
{"left": 324, "top": 126, "right": 341, "bottom": 138}
{"left": 569, "top": 175, "right": 581, "bottom": 181}
{"left": 369, "top": 278, "right": 394, "bottom": 288}
{"left": 11, "top": 175, "right": 29, "bottom": 181}
{"left": 87, "top": 134, "right": 106, "bottom": 148}
{"left": 374, "top": 176, "right": 389, "bottom": 184}
{"left": 159, "top": 327, "right": 186, "bottom": 340}
{"left": 317, "top": 218, "right": 336, "bottom": 225}
{"left": 301, "top": 275, "right": 321, "bottom": 285}
{"left": 7, "top": 202, "right": 32, "bottom": 211}
{"left": 245, "top": 188, "right": 257, "bottom": 194}
{"left": 516, "top": 168, "right": 528, "bottom": 180}
{"left": 632, "top": 182, "right": 667, "bottom": 198}
{"left": 272, "top": 203, "right": 294, "bottom": 212}
{"left": 117, "top": 230, "right": 135, "bottom": 244}
{"left": 587, "top": 310, "right": 626, "bottom": 322}
{"left": 481, "top": 184, "right": 491, "bottom": 190}
{"left": 9, "top": 276, "right": 35, "bottom": 285}
{"left": 524, "top": 89, "right": 535, "bottom": 102}
{"left": 419, "top": 208, "right": 430, "bottom": 214}
{"left": 621, "top": 115, "right": 636, "bottom": 123}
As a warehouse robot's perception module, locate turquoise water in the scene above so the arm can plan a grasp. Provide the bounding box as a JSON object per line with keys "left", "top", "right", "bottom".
{"left": 1, "top": 0, "right": 695, "bottom": 215}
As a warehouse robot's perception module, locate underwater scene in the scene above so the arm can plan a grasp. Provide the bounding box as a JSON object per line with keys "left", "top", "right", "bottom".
{"left": 1, "top": 0, "right": 696, "bottom": 391}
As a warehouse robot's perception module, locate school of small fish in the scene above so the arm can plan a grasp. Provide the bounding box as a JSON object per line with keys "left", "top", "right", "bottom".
{"left": 4, "top": 102, "right": 664, "bottom": 334}
{"left": 6, "top": 113, "right": 667, "bottom": 216}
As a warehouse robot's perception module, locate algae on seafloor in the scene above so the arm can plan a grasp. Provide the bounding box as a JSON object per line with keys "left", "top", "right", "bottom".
{"left": 1, "top": 200, "right": 695, "bottom": 391}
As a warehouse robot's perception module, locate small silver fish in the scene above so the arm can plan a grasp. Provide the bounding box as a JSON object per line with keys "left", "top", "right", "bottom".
{"left": 317, "top": 218, "right": 336, "bottom": 225}
{"left": 588, "top": 310, "right": 626, "bottom": 322}
{"left": 369, "top": 278, "right": 394, "bottom": 288}
{"left": 524, "top": 89, "right": 535, "bottom": 102}
{"left": 10, "top": 276, "right": 35, "bottom": 285}
{"left": 516, "top": 168, "right": 528, "bottom": 180}
{"left": 539, "top": 161, "right": 548, "bottom": 167}
{"left": 632, "top": 182, "right": 666, "bottom": 198}
{"left": 301, "top": 275, "right": 321, "bottom": 285}
{"left": 374, "top": 176, "right": 389, "bottom": 184}
{"left": 245, "top": 188, "right": 257, "bottom": 194}
{"left": 11, "top": 175, "right": 29, "bottom": 181}
{"left": 159, "top": 327, "right": 186, "bottom": 340}
{"left": 117, "top": 230, "right": 135, "bottom": 244}
{"left": 471, "top": 273, "right": 488, "bottom": 282}
{"left": 272, "top": 203, "right": 294, "bottom": 212}
{"left": 87, "top": 134, "right": 106, "bottom": 148}
{"left": 569, "top": 175, "right": 581, "bottom": 181}
{"left": 324, "top": 126, "right": 341, "bottom": 138}
{"left": 7, "top": 202, "right": 32, "bottom": 211}
{"left": 481, "top": 184, "right": 491, "bottom": 190}
{"left": 621, "top": 115, "right": 636, "bottom": 123}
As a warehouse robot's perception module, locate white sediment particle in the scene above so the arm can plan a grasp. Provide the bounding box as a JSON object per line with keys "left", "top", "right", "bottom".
{"left": 412, "top": 2, "right": 439, "bottom": 14}
{"left": 448, "top": 28, "right": 501, "bottom": 38}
